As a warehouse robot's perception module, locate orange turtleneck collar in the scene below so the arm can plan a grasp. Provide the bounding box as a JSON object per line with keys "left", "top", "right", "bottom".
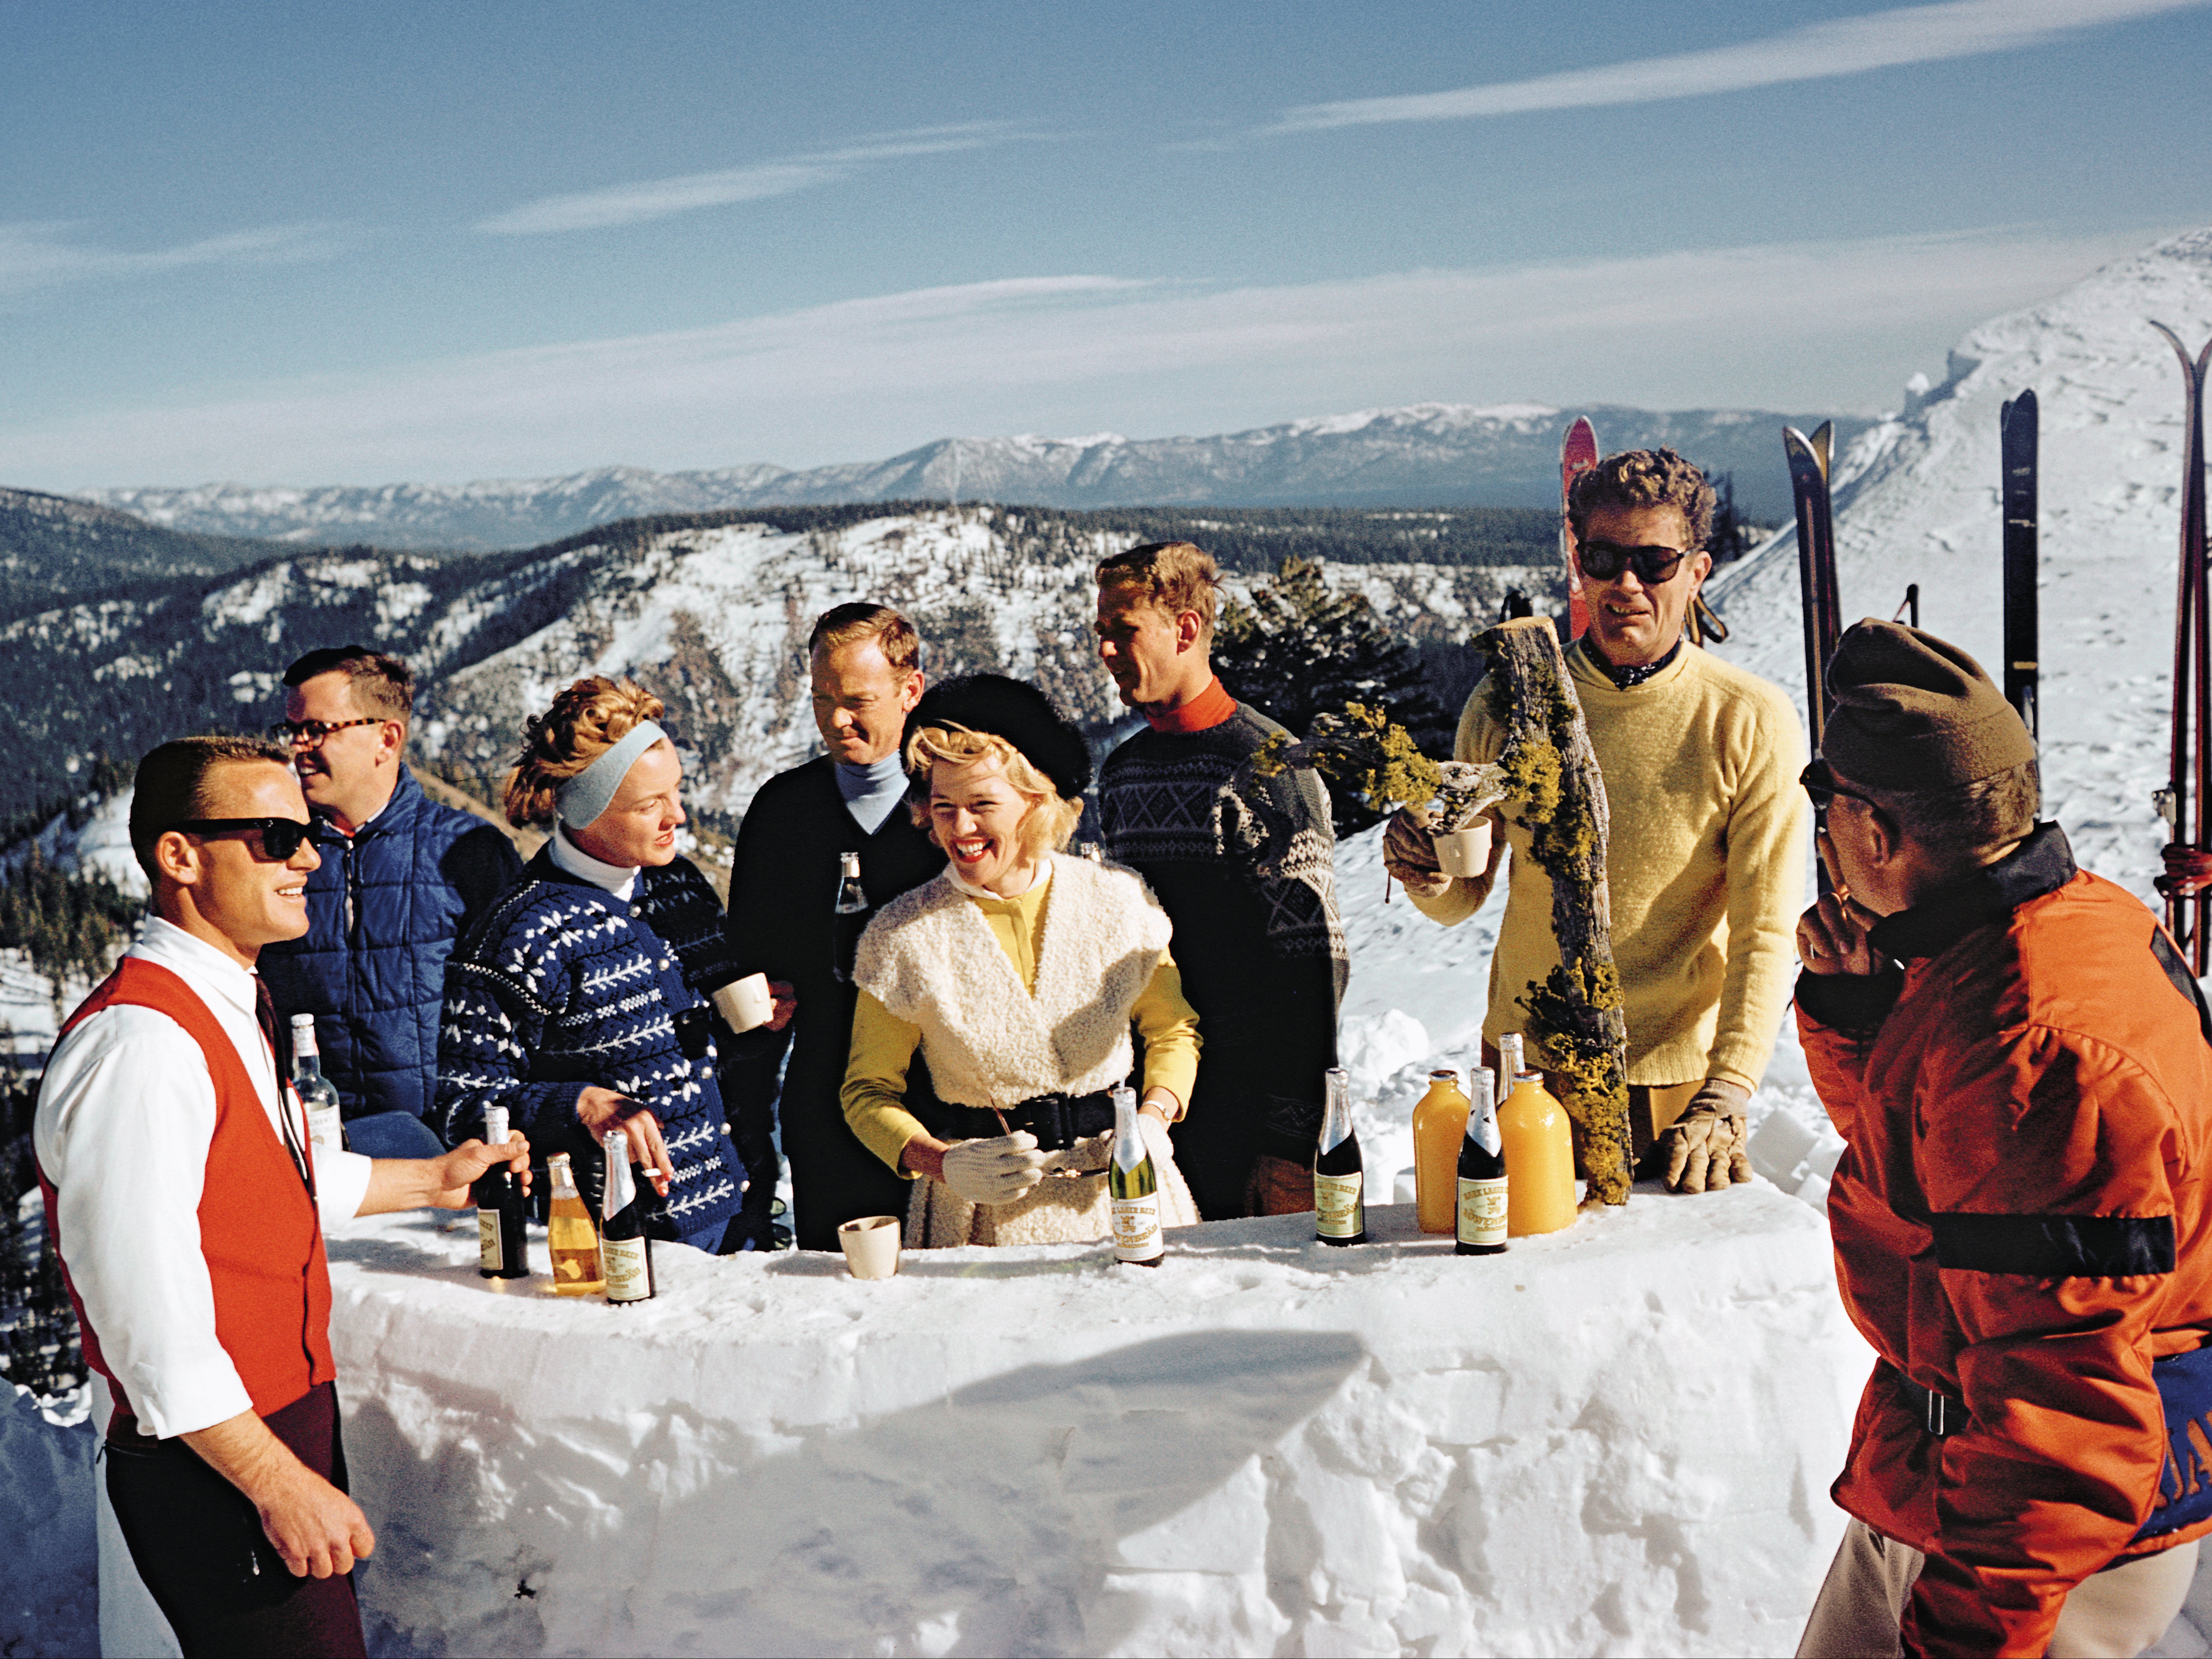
{"left": 1144, "top": 676, "right": 1238, "bottom": 734}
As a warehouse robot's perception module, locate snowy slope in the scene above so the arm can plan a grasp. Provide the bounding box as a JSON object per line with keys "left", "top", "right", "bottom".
{"left": 80, "top": 401, "right": 1869, "bottom": 550}
{"left": 1706, "top": 227, "right": 2212, "bottom": 902}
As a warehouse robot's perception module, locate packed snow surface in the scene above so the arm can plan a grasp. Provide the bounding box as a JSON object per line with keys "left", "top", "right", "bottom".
{"left": 327, "top": 1189, "right": 1860, "bottom": 1658}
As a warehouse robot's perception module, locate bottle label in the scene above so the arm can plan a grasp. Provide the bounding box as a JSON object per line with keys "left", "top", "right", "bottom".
{"left": 305, "top": 1102, "right": 344, "bottom": 1154}
{"left": 602, "top": 1235, "right": 651, "bottom": 1302}
{"left": 1457, "top": 1177, "right": 1508, "bottom": 1247}
{"left": 1112, "top": 1194, "right": 1162, "bottom": 1261}
{"left": 479, "top": 1210, "right": 503, "bottom": 1272}
{"left": 1314, "top": 1171, "right": 1364, "bottom": 1239}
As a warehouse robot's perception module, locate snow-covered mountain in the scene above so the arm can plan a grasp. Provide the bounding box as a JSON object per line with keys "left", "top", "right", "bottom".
{"left": 80, "top": 402, "right": 1869, "bottom": 551}
{"left": 1706, "top": 225, "right": 2212, "bottom": 902}
{"left": 0, "top": 503, "right": 1514, "bottom": 828}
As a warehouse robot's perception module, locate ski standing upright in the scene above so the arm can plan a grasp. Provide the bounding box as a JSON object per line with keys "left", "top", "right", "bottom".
{"left": 1787, "top": 421, "right": 1841, "bottom": 893}
{"left": 1560, "top": 416, "right": 1598, "bottom": 640}
{"left": 2001, "top": 390, "right": 2039, "bottom": 741}
{"left": 2151, "top": 324, "right": 2212, "bottom": 971}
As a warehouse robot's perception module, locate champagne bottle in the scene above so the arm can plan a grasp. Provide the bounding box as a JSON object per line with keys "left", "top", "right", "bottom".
{"left": 473, "top": 1105, "right": 530, "bottom": 1280}
{"left": 1456, "top": 1065, "right": 1508, "bottom": 1256}
{"left": 1313, "top": 1066, "right": 1366, "bottom": 1246}
{"left": 599, "top": 1129, "right": 656, "bottom": 1305}
{"left": 831, "top": 851, "right": 869, "bottom": 983}
{"left": 1411, "top": 1068, "right": 1471, "bottom": 1233}
{"left": 546, "top": 1153, "right": 602, "bottom": 1296}
{"left": 287, "top": 1013, "right": 345, "bottom": 1156}
{"left": 1108, "top": 1083, "right": 1164, "bottom": 1267}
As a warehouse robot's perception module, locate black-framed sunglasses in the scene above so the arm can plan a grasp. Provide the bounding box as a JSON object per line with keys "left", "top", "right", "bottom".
{"left": 1577, "top": 539, "right": 1691, "bottom": 585}
{"left": 166, "top": 817, "right": 328, "bottom": 860}
{"left": 1799, "top": 761, "right": 1881, "bottom": 812}
{"left": 267, "top": 717, "right": 382, "bottom": 748}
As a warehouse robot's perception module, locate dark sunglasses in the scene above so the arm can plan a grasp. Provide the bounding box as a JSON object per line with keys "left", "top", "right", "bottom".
{"left": 1798, "top": 761, "right": 1881, "bottom": 812}
{"left": 267, "top": 717, "right": 382, "bottom": 748}
{"left": 1578, "top": 539, "right": 1691, "bottom": 585}
{"left": 167, "top": 817, "right": 327, "bottom": 860}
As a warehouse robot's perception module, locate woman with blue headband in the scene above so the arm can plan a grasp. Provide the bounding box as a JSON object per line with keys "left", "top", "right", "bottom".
{"left": 434, "top": 676, "right": 785, "bottom": 1254}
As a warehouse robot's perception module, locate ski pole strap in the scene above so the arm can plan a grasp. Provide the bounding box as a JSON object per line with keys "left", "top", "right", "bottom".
{"left": 2159, "top": 845, "right": 2212, "bottom": 899}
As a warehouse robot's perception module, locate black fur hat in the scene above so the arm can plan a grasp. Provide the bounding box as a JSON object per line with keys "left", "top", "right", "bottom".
{"left": 904, "top": 674, "right": 1092, "bottom": 802}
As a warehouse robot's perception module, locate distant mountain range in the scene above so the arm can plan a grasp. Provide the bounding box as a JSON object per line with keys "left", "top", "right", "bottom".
{"left": 79, "top": 402, "right": 1874, "bottom": 551}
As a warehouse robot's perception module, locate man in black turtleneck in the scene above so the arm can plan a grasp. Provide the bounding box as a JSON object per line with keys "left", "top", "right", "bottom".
{"left": 725, "top": 604, "right": 941, "bottom": 1250}
{"left": 1384, "top": 449, "right": 1808, "bottom": 1192}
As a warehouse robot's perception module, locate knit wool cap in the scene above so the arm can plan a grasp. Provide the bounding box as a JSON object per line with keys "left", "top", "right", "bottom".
{"left": 905, "top": 673, "right": 1093, "bottom": 803}
{"left": 1821, "top": 619, "right": 2036, "bottom": 790}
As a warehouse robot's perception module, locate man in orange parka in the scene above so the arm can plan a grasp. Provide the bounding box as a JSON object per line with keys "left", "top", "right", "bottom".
{"left": 1794, "top": 621, "right": 2212, "bottom": 1658}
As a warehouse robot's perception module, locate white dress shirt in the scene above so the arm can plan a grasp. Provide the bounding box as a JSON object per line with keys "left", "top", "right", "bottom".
{"left": 34, "top": 918, "right": 375, "bottom": 1438}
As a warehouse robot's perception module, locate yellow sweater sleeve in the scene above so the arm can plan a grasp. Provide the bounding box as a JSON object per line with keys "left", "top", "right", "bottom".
{"left": 1406, "top": 685, "right": 1508, "bottom": 928}
{"left": 1707, "top": 685, "right": 1810, "bottom": 1090}
{"left": 1133, "top": 952, "right": 1201, "bottom": 1115}
{"left": 840, "top": 989, "right": 929, "bottom": 1177}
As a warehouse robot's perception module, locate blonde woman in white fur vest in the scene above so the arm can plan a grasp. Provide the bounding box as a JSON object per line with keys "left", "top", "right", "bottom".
{"left": 840, "top": 678, "right": 1203, "bottom": 1248}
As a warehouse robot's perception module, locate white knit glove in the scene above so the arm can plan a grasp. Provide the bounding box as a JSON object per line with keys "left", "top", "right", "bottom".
{"left": 939, "top": 1132, "right": 1049, "bottom": 1205}
{"left": 1138, "top": 1113, "right": 1177, "bottom": 1171}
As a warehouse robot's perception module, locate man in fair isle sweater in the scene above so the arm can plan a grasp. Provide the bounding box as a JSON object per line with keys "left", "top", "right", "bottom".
{"left": 1094, "top": 541, "right": 1348, "bottom": 1220}
{"left": 1385, "top": 449, "right": 1807, "bottom": 1189}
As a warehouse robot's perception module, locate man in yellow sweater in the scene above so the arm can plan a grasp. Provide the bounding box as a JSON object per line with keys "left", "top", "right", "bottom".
{"left": 1384, "top": 448, "right": 1807, "bottom": 1191}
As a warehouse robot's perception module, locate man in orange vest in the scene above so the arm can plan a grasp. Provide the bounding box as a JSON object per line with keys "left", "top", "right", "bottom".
{"left": 35, "top": 735, "right": 529, "bottom": 1659}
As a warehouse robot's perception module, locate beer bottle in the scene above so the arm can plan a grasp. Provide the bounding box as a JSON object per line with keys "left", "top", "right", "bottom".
{"left": 599, "top": 1129, "right": 656, "bottom": 1305}
{"left": 832, "top": 852, "right": 868, "bottom": 983}
{"left": 545, "top": 1153, "right": 602, "bottom": 1296}
{"left": 1108, "top": 1084, "right": 1164, "bottom": 1267}
{"left": 1456, "top": 1066, "right": 1508, "bottom": 1255}
{"left": 473, "top": 1105, "right": 530, "bottom": 1281}
{"left": 1313, "top": 1067, "right": 1366, "bottom": 1246}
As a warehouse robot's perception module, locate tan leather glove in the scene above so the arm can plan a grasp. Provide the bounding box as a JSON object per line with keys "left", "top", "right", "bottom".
{"left": 1243, "top": 1153, "right": 1314, "bottom": 1216}
{"left": 1658, "top": 1080, "right": 1753, "bottom": 1194}
{"left": 1381, "top": 808, "right": 1453, "bottom": 898}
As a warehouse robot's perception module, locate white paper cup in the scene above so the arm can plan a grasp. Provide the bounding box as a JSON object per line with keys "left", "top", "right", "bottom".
{"left": 1432, "top": 827, "right": 1487, "bottom": 878}
{"left": 712, "top": 972, "right": 774, "bottom": 1033}
{"left": 838, "top": 1215, "right": 901, "bottom": 1280}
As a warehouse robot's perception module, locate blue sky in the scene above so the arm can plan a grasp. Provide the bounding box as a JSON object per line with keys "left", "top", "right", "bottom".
{"left": 3, "top": 0, "right": 2207, "bottom": 489}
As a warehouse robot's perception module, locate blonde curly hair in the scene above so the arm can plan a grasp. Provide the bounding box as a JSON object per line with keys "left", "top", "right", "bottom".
{"left": 502, "top": 676, "right": 667, "bottom": 828}
{"left": 905, "top": 723, "right": 1083, "bottom": 862}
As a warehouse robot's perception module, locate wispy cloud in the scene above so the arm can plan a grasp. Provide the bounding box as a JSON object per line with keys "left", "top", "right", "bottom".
{"left": 2, "top": 225, "right": 2156, "bottom": 488}
{"left": 476, "top": 125, "right": 1015, "bottom": 235}
{"left": 0, "top": 220, "right": 355, "bottom": 293}
{"left": 1271, "top": 0, "right": 2210, "bottom": 131}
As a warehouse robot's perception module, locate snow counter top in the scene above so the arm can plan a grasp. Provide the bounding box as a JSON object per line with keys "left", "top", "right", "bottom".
{"left": 326, "top": 1181, "right": 1866, "bottom": 1657}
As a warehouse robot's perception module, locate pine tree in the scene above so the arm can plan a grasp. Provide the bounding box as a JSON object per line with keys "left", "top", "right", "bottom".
{"left": 1214, "top": 557, "right": 1443, "bottom": 832}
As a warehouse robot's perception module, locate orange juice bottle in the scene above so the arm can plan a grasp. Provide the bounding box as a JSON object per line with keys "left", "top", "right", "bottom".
{"left": 1496, "top": 1039, "right": 1576, "bottom": 1237}
{"left": 1411, "top": 1069, "right": 1471, "bottom": 1233}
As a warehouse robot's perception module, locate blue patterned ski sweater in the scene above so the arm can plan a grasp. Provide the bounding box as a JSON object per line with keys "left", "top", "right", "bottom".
{"left": 435, "top": 852, "right": 741, "bottom": 1241}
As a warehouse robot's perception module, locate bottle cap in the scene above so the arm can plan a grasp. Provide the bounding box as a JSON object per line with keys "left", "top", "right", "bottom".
{"left": 482, "top": 1105, "right": 509, "bottom": 1142}
{"left": 601, "top": 1127, "right": 627, "bottom": 1152}
{"left": 547, "top": 1151, "right": 572, "bottom": 1167}
{"left": 289, "top": 1013, "right": 314, "bottom": 1030}
{"left": 1430, "top": 1068, "right": 1457, "bottom": 1082}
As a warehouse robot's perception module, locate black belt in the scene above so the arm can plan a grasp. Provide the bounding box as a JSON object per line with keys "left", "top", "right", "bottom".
{"left": 1901, "top": 1375, "right": 1969, "bottom": 1438}
{"left": 943, "top": 1090, "right": 1116, "bottom": 1153}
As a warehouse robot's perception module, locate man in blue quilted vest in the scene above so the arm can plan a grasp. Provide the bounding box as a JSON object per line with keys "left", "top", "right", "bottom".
{"left": 259, "top": 647, "right": 522, "bottom": 1157}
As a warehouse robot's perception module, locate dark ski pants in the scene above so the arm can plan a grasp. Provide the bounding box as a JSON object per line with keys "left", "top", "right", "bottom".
{"left": 105, "top": 1381, "right": 368, "bottom": 1659}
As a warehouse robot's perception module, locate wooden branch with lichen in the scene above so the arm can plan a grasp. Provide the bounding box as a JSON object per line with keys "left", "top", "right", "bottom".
{"left": 1476, "top": 616, "right": 1632, "bottom": 1207}
{"left": 1249, "top": 703, "right": 1503, "bottom": 826}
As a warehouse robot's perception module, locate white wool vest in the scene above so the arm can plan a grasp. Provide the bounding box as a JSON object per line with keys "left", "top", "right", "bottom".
{"left": 855, "top": 853, "right": 1175, "bottom": 1110}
